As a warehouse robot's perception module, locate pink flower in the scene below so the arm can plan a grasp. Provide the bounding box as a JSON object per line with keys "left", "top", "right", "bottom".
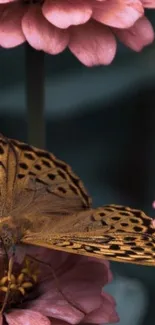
{"left": 0, "top": 246, "right": 119, "bottom": 325}
{"left": 152, "top": 201, "right": 155, "bottom": 209}
{"left": 0, "top": 0, "right": 154, "bottom": 66}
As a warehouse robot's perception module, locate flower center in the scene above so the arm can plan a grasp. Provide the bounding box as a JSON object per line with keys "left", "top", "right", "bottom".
{"left": 0, "top": 257, "right": 39, "bottom": 312}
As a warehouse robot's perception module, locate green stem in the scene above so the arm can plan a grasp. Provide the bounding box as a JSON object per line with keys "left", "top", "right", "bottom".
{"left": 25, "top": 44, "right": 45, "bottom": 148}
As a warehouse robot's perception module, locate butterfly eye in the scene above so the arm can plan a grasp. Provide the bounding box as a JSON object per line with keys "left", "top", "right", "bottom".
{"left": 1, "top": 225, "right": 14, "bottom": 249}
{"left": 2, "top": 236, "right": 12, "bottom": 249}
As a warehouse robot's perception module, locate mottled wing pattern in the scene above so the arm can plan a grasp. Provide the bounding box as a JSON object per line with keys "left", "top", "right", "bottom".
{"left": 1, "top": 134, "right": 155, "bottom": 266}
{"left": 0, "top": 135, "right": 18, "bottom": 215}
{"left": 21, "top": 205, "right": 155, "bottom": 266}
{"left": 0, "top": 134, "right": 91, "bottom": 218}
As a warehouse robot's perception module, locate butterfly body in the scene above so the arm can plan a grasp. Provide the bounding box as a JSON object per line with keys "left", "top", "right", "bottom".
{"left": 0, "top": 134, "right": 155, "bottom": 266}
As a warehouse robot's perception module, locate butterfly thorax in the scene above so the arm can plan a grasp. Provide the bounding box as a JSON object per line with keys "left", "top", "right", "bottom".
{"left": 0, "top": 216, "right": 22, "bottom": 249}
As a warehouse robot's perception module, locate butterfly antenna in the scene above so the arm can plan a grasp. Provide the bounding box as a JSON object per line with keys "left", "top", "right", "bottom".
{"left": 0, "top": 235, "right": 9, "bottom": 269}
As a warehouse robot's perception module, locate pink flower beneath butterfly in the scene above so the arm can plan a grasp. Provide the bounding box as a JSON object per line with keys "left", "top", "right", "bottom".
{"left": 0, "top": 0, "right": 155, "bottom": 66}
{"left": 0, "top": 246, "right": 119, "bottom": 325}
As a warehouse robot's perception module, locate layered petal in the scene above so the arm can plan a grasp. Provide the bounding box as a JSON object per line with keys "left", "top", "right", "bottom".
{"left": 29, "top": 288, "right": 118, "bottom": 325}
{"left": 5, "top": 310, "right": 51, "bottom": 325}
{"left": 21, "top": 250, "right": 114, "bottom": 324}
{"left": 42, "top": 0, "right": 92, "bottom": 29}
{"left": 28, "top": 290, "right": 85, "bottom": 325}
{"left": 59, "top": 257, "right": 112, "bottom": 285}
{"left": 92, "top": 0, "right": 144, "bottom": 28}
{"left": 32, "top": 281, "right": 104, "bottom": 319}
{"left": 22, "top": 5, "right": 69, "bottom": 54}
{"left": 84, "top": 292, "right": 119, "bottom": 324}
{"left": 28, "top": 260, "right": 110, "bottom": 321}
{"left": 0, "top": 2, "right": 25, "bottom": 47}
{"left": 69, "top": 21, "right": 116, "bottom": 66}
{"left": 0, "top": 245, "right": 118, "bottom": 325}
{"left": 114, "top": 16, "right": 154, "bottom": 51}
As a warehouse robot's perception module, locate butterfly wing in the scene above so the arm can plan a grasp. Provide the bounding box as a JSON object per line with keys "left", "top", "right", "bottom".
{"left": 21, "top": 205, "right": 155, "bottom": 266}
{"left": 1, "top": 134, "right": 155, "bottom": 266}
{"left": 0, "top": 134, "right": 91, "bottom": 218}
{"left": 0, "top": 134, "right": 19, "bottom": 215}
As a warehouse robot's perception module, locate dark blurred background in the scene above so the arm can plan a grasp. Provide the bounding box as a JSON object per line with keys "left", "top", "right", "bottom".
{"left": 1, "top": 10, "right": 155, "bottom": 325}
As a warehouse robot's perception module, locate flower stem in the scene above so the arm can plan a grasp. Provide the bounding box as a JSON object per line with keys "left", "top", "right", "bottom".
{"left": 25, "top": 44, "right": 45, "bottom": 148}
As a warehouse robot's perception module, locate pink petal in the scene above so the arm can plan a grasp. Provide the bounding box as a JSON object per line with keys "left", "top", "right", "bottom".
{"left": 19, "top": 246, "right": 69, "bottom": 277}
{"left": 28, "top": 257, "right": 112, "bottom": 323}
{"left": 30, "top": 294, "right": 84, "bottom": 325}
{"left": 5, "top": 309, "right": 51, "bottom": 325}
{"left": 36, "top": 258, "right": 113, "bottom": 316}
{"left": 141, "top": 0, "right": 155, "bottom": 7}
{"left": 151, "top": 219, "right": 155, "bottom": 227}
{"left": 29, "top": 283, "right": 104, "bottom": 324}
{"left": 42, "top": 0, "right": 92, "bottom": 29}
{"left": 152, "top": 201, "right": 155, "bottom": 209}
{"left": 49, "top": 321, "right": 72, "bottom": 325}
{"left": 101, "top": 291, "right": 116, "bottom": 305}
{"left": 60, "top": 259, "right": 112, "bottom": 286}
{"left": 59, "top": 282, "right": 104, "bottom": 314}
{"left": 0, "top": 0, "right": 16, "bottom": 4}
{"left": 69, "top": 21, "right": 116, "bottom": 66}
{"left": 92, "top": 0, "right": 144, "bottom": 28}
{"left": 0, "top": 2, "right": 25, "bottom": 47}
{"left": 84, "top": 293, "right": 119, "bottom": 324}
{"left": 30, "top": 263, "right": 112, "bottom": 322}
{"left": 114, "top": 16, "right": 154, "bottom": 51}
{"left": 22, "top": 5, "right": 69, "bottom": 54}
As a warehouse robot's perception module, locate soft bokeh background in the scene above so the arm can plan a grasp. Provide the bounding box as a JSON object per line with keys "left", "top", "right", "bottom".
{"left": 1, "top": 10, "right": 155, "bottom": 325}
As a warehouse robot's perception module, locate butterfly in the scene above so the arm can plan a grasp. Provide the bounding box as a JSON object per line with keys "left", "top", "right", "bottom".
{"left": 0, "top": 133, "right": 155, "bottom": 268}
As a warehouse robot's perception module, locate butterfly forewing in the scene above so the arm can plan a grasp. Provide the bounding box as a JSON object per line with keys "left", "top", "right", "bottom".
{"left": 1, "top": 133, "right": 155, "bottom": 266}
{"left": 0, "top": 135, "right": 19, "bottom": 215}
{"left": 0, "top": 134, "right": 91, "bottom": 219}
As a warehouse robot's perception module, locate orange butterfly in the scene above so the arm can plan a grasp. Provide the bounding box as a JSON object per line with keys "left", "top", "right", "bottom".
{"left": 0, "top": 133, "right": 155, "bottom": 268}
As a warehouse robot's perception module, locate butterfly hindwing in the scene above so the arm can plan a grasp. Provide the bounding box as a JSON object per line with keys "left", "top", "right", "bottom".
{"left": 21, "top": 205, "right": 155, "bottom": 266}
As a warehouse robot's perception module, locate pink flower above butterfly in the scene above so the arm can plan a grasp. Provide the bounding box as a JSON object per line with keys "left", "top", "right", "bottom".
{"left": 152, "top": 201, "right": 155, "bottom": 210}
{"left": 0, "top": 246, "right": 119, "bottom": 325}
{"left": 0, "top": 0, "right": 154, "bottom": 66}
